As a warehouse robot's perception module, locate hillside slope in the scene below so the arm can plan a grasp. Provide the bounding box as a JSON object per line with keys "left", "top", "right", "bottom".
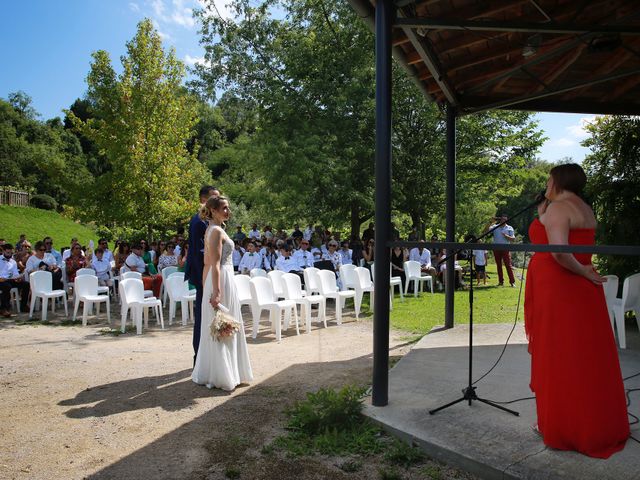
{"left": 0, "top": 206, "right": 98, "bottom": 249}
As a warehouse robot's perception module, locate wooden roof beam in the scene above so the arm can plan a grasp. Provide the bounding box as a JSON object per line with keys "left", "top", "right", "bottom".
{"left": 603, "top": 74, "right": 640, "bottom": 101}
{"left": 395, "top": 18, "right": 640, "bottom": 35}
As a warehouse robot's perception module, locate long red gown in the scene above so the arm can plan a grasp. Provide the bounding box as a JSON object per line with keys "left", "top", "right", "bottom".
{"left": 524, "top": 218, "right": 629, "bottom": 458}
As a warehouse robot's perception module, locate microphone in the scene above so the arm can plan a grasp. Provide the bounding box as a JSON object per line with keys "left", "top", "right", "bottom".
{"left": 534, "top": 189, "right": 547, "bottom": 205}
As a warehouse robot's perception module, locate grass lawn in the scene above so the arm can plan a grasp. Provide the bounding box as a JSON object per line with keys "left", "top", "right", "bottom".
{"left": 0, "top": 205, "right": 98, "bottom": 247}
{"left": 386, "top": 263, "right": 527, "bottom": 336}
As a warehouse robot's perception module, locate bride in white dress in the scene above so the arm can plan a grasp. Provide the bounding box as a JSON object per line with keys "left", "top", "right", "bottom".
{"left": 192, "top": 195, "right": 253, "bottom": 391}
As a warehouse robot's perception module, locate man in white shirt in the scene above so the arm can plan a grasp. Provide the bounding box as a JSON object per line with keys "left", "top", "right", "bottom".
{"left": 232, "top": 243, "right": 245, "bottom": 272}
{"left": 293, "top": 239, "right": 314, "bottom": 270}
{"left": 276, "top": 245, "right": 301, "bottom": 273}
{"left": 91, "top": 248, "right": 112, "bottom": 286}
{"left": 485, "top": 214, "right": 516, "bottom": 287}
{"left": 125, "top": 243, "right": 162, "bottom": 297}
{"left": 248, "top": 224, "right": 261, "bottom": 240}
{"left": 238, "top": 243, "right": 262, "bottom": 274}
{"left": 43, "top": 236, "right": 63, "bottom": 266}
{"left": 0, "top": 244, "right": 29, "bottom": 316}
{"left": 409, "top": 246, "right": 437, "bottom": 278}
{"left": 303, "top": 224, "right": 313, "bottom": 241}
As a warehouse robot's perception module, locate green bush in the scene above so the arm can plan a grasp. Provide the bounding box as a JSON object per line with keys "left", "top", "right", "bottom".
{"left": 30, "top": 194, "right": 58, "bottom": 211}
{"left": 286, "top": 385, "right": 368, "bottom": 435}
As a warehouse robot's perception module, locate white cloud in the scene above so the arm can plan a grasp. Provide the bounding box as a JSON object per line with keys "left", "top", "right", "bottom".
{"left": 196, "top": 0, "right": 233, "bottom": 19}
{"left": 549, "top": 138, "right": 576, "bottom": 148}
{"left": 184, "top": 54, "right": 208, "bottom": 66}
{"left": 150, "top": 0, "right": 166, "bottom": 17}
{"left": 129, "top": 2, "right": 140, "bottom": 12}
{"left": 566, "top": 115, "right": 597, "bottom": 140}
{"left": 170, "top": 0, "right": 195, "bottom": 27}
{"left": 152, "top": 19, "right": 173, "bottom": 41}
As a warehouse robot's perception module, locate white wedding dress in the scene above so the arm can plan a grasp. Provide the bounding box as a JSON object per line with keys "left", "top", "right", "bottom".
{"left": 192, "top": 225, "right": 253, "bottom": 391}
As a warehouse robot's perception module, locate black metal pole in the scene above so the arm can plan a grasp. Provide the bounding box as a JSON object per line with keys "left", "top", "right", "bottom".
{"left": 444, "top": 103, "right": 456, "bottom": 329}
{"left": 372, "top": 0, "right": 393, "bottom": 408}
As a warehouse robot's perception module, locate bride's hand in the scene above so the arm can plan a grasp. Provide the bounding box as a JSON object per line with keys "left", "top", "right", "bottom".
{"left": 209, "top": 293, "right": 220, "bottom": 309}
{"left": 582, "top": 264, "right": 606, "bottom": 285}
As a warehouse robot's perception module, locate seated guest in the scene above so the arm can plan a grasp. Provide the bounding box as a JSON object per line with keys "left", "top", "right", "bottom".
{"left": 275, "top": 244, "right": 301, "bottom": 273}
{"left": 26, "top": 241, "right": 63, "bottom": 290}
{"left": 293, "top": 239, "right": 314, "bottom": 270}
{"left": 91, "top": 248, "right": 112, "bottom": 286}
{"left": 248, "top": 223, "right": 261, "bottom": 240}
{"left": 150, "top": 241, "right": 163, "bottom": 270}
{"left": 43, "top": 236, "right": 63, "bottom": 266}
{"left": 350, "top": 236, "right": 364, "bottom": 267}
{"left": 291, "top": 225, "right": 303, "bottom": 242}
{"left": 263, "top": 225, "right": 274, "bottom": 240}
{"left": 16, "top": 234, "right": 28, "bottom": 251}
{"left": 124, "top": 242, "right": 162, "bottom": 297}
{"left": 391, "top": 246, "right": 407, "bottom": 285}
{"left": 174, "top": 234, "right": 185, "bottom": 257}
{"left": 303, "top": 224, "right": 313, "bottom": 241}
{"left": 14, "top": 241, "right": 32, "bottom": 273}
{"left": 275, "top": 227, "right": 288, "bottom": 241}
{"left": 362, "top": 238, "right": 375, "bottom": 266}
{"left": 62, "top": 238, "right": 84, "bottom": 261}
{"left": 239, "top": 242, "right": 262, "bottom": 274}
{"left": 65, "top": 243, "right": 88, "bottom": 282}
{"left": 177, "top": 243, "right": 188, "bottom": 271}
{"left": 322, "top": 240, "right": 343, "bottom": 271}
{"left": 140, "top": 240, "right": 158, "bottom": 274}
{"left": 115, "top": 242, "right": 130, "bottom": 272}
{"left": 409, "top": 246, "right": 437, "bottom": 279}
{"left": 232, "top": 242, "right": 245, "bottom": 272}
{"left": 0, "top": 243, "right": 29, "bottom": 316}
{"left": 262, "top": 243, "right": 278, "bottom": 271}
{"left": 97, "top": 238, "right": 115, "bottom": 264}
{"left": 157, "top": 242, "right": 178, "bottom": 271}
{"left": 338, "top": 240, "right": 353, "bottom": 266}
{"left": 233, "top": 226, "right": 246, "bottom": 243}
{"left": 438, "top": 249, "right": 465, "bottom": 289}
{"left": 310, "top": 226, "right": 324, "bottom": 249}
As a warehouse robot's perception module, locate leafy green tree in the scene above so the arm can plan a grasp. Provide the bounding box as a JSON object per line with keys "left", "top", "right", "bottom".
{"left": 67, "top": 19, "right": 211, "bottom": 239}
{"left": 583, "top": 115, "right": 640, "bottom": 280}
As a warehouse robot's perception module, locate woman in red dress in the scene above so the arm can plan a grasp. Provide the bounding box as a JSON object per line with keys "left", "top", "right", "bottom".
{"left": 524, "top": 163, "right": 629, "bottom": 458}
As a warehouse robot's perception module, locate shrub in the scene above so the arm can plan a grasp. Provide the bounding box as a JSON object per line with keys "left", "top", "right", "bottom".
{"left": 30, "top": 194, "right": 58, "bottom": 210}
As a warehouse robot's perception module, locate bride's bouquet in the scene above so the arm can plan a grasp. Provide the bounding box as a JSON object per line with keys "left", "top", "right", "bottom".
{"left": 210, "top": 304, "right": 241, "bottom": 342}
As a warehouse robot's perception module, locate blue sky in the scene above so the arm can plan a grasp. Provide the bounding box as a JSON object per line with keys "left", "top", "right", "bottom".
{"left": 0, "top": 0, "right": 593, "bottom": 163}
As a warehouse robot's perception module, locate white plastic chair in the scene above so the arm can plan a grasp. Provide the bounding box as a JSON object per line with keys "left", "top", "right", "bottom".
{"left": 29, "top": 271, "right": 68, "bottom": 321}
{"left": 166, "top": 275, "right": 195, "bottom": 326}
{"left": 353, "top": 267, "right": 374, "bottom": 317}
{"left": 339, "top": 264, "right": 357, "bottom": 291}
{"left": 9, "top": 287, "right": 21, "bottom": 313}
{"left": 602, "top": 275, "right": 619, "bottom": 332}
{"left": 250, "top": 268, "right": 267, "bottom": 278}
{"left": 610, "top": 272, "right": 640, "bottom": 349}
{"left": 233, "top": 274, "right": 255, "bottom": 312}
{"left": 121, "top": 271, "right": 153, "bottom": 298}
{"left": 161, "top": 266, "right": 179, "bottom": 303}
{"left": 303, "top": 267, "right": 321, "bottom": 295}
{"left": 76, "top": 268, "right": 109, "bottom": 295}
{"left": 268, "top": 270, "right": 286, "bottom": 299}
{"left": 282, "top": 273, "right": 326, "bottom": 332}
{"left": 404, "top": 260, "right": 433, "bottom": 296}
{"left": 118, "top": 278, "right": 164, "bottom": 334}
{"left": 317, "top": 270, "right": 356, "bottom": 324}
{"left": 371, "top": 262, "right": 403, "bottom": 310}
{"left": 73, "top": 275, "right": 110, "bottom": 326}
{"left": 249, "top": 276, "right": 298, "bottom": 342}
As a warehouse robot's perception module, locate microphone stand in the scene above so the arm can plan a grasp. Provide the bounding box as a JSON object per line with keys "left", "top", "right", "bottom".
{"left": 429, "top": 194, "right": 545, "bottom": 416}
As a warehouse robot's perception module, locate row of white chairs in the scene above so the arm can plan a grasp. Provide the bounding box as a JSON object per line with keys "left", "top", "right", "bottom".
{"left": 603, "top": 272, "right": 640, "bottom": 349}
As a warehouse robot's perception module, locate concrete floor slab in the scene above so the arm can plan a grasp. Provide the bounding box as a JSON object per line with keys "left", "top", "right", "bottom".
{"left": 366, "top": 323, "right": 640, "bottom": 480}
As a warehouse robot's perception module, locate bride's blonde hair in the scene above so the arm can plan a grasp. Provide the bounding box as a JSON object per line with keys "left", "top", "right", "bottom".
{"left": 199, "top": 195, "right": 228, "bottom": 223}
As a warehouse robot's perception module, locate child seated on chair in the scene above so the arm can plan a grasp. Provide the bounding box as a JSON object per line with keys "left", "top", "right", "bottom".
{"left": 91, "top": 248, "right": 113, "bottom": 287}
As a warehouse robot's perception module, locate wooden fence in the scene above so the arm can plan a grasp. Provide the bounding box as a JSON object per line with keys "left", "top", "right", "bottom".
{"left": 0, "top": 188, "right": 30, "bottom": 207}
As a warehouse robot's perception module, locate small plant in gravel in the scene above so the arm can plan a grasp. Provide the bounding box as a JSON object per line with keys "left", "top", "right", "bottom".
{"left": 273, "top": 385, "right": 385, "bottom": 457}
{"left": 378, "top": 466, "right": 403, "bottom": 480}
{"left": 338, "top": 458, "right": 363, "bottom": 472}
{"left": 384, "top": 438, "right": 425, "bottom": 468}
{"left": 99, "top": 326, "right": 136, "bottom": 336}
{"left": 421, "top": 464, "right": 444, "bottom": 479}
{"left": 224, "top": 467, "right": 240, "bottom": 479}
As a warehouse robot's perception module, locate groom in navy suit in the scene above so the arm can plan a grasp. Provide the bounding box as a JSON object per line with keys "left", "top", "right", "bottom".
{"left": 185, "top": 185, "right": 220, "bottom": 364}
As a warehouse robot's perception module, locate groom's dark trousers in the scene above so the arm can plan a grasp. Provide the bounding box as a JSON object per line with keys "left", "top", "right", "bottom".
{"left": 184, "top": 212, "right": 208, "bottom": 362}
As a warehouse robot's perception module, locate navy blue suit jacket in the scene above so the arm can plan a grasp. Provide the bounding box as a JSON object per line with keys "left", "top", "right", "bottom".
{"left": 184, "top": 212, "right": 208, "bottom": 288}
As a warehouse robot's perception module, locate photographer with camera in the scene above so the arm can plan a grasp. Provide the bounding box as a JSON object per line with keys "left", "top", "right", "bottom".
{"left": 485, "top": 213, "right": 516, "bottom": 287}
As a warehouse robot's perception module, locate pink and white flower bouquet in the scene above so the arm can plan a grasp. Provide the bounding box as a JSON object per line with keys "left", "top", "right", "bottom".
{"left": 210, "top": 304, "right": 241, "bottom": 341}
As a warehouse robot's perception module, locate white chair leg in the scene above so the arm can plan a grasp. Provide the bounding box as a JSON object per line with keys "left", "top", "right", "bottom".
{"left": 136, "top": 306, "right": 143, "bottom": 335}
{"left": 430, "top": 277, "right": 434, "bottom": 294}
{"left": 143, "top": 306, "right": 149, "bottom": 328}
{"left": 189, "top": 300, "right": 194, "bottom": 324}
{"left": 169, "top": 300, "right": 175, "bottom": 326}
{"left": 272, "top": 308, "right": 281, "bottom": 342}
{"left": 63, "top": 293, "right": 68, "bottom": 318}
{"left": 613, "top": 307, "right": 626, "bottom": 349}
{"left": 157, "top": 304, "right": 164, "bottom": 329}
{"left": 293, "top": 306, "right": 300, "bottom": 335}
{"left": 73, "top": 297, "right": 80, "bottom": 321}
{"left": 181, "top": 301, "right": 188, "bottom": 326}
{"left": 252, "top": 307, "right": 260, "bottom": 339}
{"left": 336, "top": 298, "right": 342, "bottom": 325}
{"left": 304, "top": 303, "right": 311, "bottom": 333}
{"left": 389, "top": 289, "right": 393, "bottom": 311}
{"left": 283, "top": 308, "right": 291, "bottom": 331}
{"left": 320, "top": 301, "right": 327, "bottom": 328}
{"left": 82, "top": 301, "right": 89, "bottom": 326}
{"left": 106, "top": 299, "right": 111, "bottom": 325}
{"left": 121, "top": 307, "right": 128, "bottom": 333}
{"left": 354, "top": 291, "right": 362, "bottom": 318}
{"left": 42, "top": 298, "right": 48, "bottom": 321}
{"left": 29, "top": 294, "right": 37, "bottom": 319}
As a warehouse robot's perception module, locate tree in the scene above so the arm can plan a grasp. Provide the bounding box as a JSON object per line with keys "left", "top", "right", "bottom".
{"left": 68, "top": 19, "right": 211, "bottom": 239}
{"left": 582, "top": 115, "right": 640, "bottom": 280}
{"left": 8, "top": 90, "right": 39, "bottom": 120}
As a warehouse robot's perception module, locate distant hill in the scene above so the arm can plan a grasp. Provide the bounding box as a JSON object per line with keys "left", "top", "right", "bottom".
{"left": 0, "top": 206, "right": 98, "bottom": 250}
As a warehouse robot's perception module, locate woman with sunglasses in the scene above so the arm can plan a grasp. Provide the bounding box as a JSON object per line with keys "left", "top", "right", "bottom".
{"left": 65, "top": 243, "right": 88, "bottom": 283}
{"left": 25, "top": 241, "right": 63, "bottom": 290}
{"left": 158, "top": 242, "right": 178, "bottom": 271}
